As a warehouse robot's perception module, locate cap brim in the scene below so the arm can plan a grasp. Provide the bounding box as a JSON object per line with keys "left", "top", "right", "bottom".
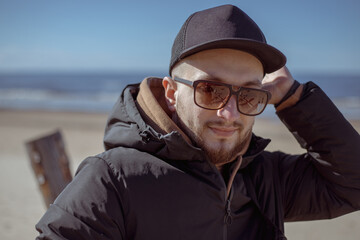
{"left": 178, "top": 38, "right": 286, "bottom": 74}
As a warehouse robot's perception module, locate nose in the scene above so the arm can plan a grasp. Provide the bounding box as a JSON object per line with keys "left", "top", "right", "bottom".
{"left": 217, "top": 95, "right": 240, "bottom": 121}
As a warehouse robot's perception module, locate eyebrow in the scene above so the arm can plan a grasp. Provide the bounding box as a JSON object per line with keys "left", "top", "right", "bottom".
{"left": 241, "top": 80, "right": 262, "bottom": 88}
{"left": 196, "top": 75, "right": 262, "bottom": 88}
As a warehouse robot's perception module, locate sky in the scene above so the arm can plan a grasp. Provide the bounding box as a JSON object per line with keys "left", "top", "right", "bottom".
{"left": 0, "top": 0, "right": 359, "bottom": 75}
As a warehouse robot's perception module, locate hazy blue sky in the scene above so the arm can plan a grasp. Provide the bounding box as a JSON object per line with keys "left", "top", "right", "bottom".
{"left": 0, "top": 0, "right": 359, "bottom": 75}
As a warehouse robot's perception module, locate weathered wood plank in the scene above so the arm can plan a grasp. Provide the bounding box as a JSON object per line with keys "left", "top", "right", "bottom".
{"left": 25, "top": 130, "right": 72, "bottom": 207}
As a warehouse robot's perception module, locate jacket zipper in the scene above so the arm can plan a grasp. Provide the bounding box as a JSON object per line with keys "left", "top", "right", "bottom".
{"left": 223, "top": 186, "right": 234, "bottom": 240}
{"left": 205, "top": 160, "right": 232, "bottom": 240}
{"left": 224, "top": 198, "right": 232, "bottom": 225}
{"left": 204, "top": 156, "right": 242, "bottom": 240}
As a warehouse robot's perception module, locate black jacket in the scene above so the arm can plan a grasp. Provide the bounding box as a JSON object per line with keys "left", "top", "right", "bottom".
{"left": 36, "top": 80, "right": 360, "bottom": 239}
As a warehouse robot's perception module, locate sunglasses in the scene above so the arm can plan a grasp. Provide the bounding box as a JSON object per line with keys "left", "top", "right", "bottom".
{"left": 173, "top": 77, "right": 271, "bottom": 116}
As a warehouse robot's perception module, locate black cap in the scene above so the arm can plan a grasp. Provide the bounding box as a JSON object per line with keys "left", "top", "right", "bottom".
{"left": 169, "top": 5, "right": 286, "bottom": 75}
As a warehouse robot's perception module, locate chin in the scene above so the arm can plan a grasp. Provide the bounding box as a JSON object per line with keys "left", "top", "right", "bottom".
{"left": 206, "top": 131, "right": 241, "bottom": 146}
{"left": 205, "top": 138, "right": 237, "bottom": 152}
{"left": 200, "top": 129, "right": 252, "bottom": 164}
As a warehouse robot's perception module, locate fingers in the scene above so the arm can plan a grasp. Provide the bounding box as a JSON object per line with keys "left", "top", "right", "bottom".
{"left": 261, "top": 66, "right": 295, "bottom": 105}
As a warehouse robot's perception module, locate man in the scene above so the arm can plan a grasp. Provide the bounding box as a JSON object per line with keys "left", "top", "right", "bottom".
{"left": 36, "top": 5, "right": 360, "bottom": 239}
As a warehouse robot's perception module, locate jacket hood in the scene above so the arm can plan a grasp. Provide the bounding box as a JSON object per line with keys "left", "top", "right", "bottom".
{"left": 103, "top": 77, "right": 270, "bottom": 168}
{"left": 103, "top": 78, "right": 206, "bottom": 162}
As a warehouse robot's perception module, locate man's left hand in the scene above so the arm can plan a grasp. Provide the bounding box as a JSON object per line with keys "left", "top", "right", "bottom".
{"left": 262, "top": 66, "right": 295, "bottom": 105}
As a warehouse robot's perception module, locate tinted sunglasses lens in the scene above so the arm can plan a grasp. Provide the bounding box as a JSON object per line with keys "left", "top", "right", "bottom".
{"left": 238, "top": 88, "right": 268, "bottom": 115}
{"left": 195, "top": 82, "right": 230, "bottom": 109}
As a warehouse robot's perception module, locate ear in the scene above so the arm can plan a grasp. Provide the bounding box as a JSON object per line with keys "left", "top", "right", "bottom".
{"left": 162, "top": 77, "right": 177, "bottom": 112}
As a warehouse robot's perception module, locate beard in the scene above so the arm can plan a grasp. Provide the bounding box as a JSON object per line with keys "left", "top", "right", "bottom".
{"left": 197, "top": 125, "right": 252, "bottom": 165}
{"left": 174, "top": 109, "right": 253, "bottom": 166}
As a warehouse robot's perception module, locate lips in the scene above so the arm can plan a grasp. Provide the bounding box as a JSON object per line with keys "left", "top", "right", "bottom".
{"left": 208, "top": 126, "right": 239, "bottom": 138}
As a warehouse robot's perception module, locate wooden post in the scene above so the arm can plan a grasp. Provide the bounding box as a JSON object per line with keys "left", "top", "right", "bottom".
{"left": 25, "top": 130, "right": 72, "bottom": 208}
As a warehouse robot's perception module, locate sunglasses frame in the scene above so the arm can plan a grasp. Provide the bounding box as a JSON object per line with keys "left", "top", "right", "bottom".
{"left": 173, "top": 77, "right": 271, "bottom": 116}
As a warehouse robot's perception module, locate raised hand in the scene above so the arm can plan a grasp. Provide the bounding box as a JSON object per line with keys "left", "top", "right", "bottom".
{"left": 262, "top": 66, "right": 295, "bottom": 105}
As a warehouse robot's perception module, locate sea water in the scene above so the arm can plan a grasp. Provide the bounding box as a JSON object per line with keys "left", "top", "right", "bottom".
{"left": 0, "top": 72, "right": 359, "bottom": 119}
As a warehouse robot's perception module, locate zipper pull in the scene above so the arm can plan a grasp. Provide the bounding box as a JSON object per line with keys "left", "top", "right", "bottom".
{"left": 224, "top": 199, "right": 232, "bottom": 225}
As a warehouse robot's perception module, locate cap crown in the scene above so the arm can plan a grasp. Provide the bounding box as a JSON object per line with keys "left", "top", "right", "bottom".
{"left": 185, "top": 5, "right": 266, "bottom": 46}
{"left": 170, "top": 5, "right": 286, "bottom": 74}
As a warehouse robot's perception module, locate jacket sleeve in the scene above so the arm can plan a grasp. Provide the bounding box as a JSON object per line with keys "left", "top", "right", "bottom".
{"left": 35, "top": 157, "right": 126, "bottom": 239}
{"left": 276, "top": 82, "right": 360, "bottom": 221}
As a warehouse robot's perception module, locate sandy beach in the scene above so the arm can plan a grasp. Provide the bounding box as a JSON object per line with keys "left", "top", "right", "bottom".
{"left": 0, "top": 109, "right": 359, "bottom": 240}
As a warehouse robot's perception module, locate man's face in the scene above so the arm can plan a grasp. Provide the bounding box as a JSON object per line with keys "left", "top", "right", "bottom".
{"left": 164, "top": 49, "right": 264, "bottom": 167}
